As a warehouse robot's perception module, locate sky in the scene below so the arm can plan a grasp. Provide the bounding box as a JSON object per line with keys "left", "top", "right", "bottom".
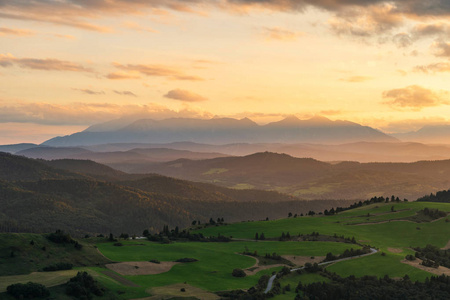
{"left": 2, "top": 0, "right": 450, "bottom": 144}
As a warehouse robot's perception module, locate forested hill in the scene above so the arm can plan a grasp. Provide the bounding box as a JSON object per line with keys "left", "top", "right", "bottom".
{"left": 135, "top": 152, "right": 450, "bottom": 200}
{"left": 0, "top": 152, "right": 354, "bottom": 235}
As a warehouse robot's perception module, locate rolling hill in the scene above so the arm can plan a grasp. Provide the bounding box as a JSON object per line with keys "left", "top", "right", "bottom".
{"left": 134, "top": 152, "right": 450, "bottom": 200}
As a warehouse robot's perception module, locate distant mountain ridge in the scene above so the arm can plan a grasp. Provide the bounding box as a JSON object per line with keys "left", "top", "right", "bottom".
{"left": 393, "top": 125, "right": 450, "bottom": 144}
{"left": 42, "top": 116, "right": 397, "bottom": 146}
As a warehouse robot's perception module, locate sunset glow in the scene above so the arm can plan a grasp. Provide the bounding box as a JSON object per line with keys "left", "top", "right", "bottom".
{"left": 2, "top": 0, "right": 450, "bottom": 143}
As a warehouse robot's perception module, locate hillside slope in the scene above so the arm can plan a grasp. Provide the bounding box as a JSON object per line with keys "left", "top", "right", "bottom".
{"left": 0, "top": 153, "right": 353, "bottom": 235}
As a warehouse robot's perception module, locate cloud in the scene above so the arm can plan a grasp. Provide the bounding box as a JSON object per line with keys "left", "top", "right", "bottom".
{"left": 392, "top": 33, "right": 413, "bottom": 48}
{"left": 382, "top": 85, "right": 447, "bottom": 110}
{"left": 414, "top": 62, "right": 450, "bottom": 73}
{"left": 339, "top": 76, "right": 373, "bottom": 83}
{"left": 0, "top": 101, "right": 213, "bottom": 126}
{"left": 261, "top": 27, "right": 303, "bottom": 41}
{"left": 54, "top": 34, "right": 76, "bottom": 40}
{"left": 114, "top": 90, "right": 137, "bottom": 97}
{"left": 122, "top": 21, "right": 158, "bottom": 33}
{"left": 328, "top": 3, "right": 403, "bottom": 38}
{"left": 0, "top": 53, "right": 92, "bottom": 72}
{"left": 73, "top": 88, "right": 105, "bottom": 95}
{"left": 112, "top": 63, "right": 204, "bottom": 81}
{"left": 1, "top": 0, "right": 450, "bottom": 46}
{"left": 412, "top": 23, "right": 450, "bottom": 38}
{"left": 0, "top": 11, "right": 112, "bottom": 33}
{"left": 164, "top": 89, "right": 208, "bottom": 102}
{"left": 106, "top": 72, "right": 141, "bottom": 80}
{"left": 0, "top": 27, "right": 34, "bottom": 36}
{"left": 432, "top": 40, "right": 450, "bottom": 57}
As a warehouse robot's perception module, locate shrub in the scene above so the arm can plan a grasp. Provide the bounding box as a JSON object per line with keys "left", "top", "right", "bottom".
{"left": 42, "top": 262, "right": 73, "bottom": 272}
{"left": 175, "top": 258, "right": 198, "bottom": 263}
{"left": 232, "top": 268, "right": 246, "bottom": 277}
{"left": 7, "top": 282, "right": 50, "bottom": 299}
{"left": 149, "top": 259, "right": 160, "bottom": 264}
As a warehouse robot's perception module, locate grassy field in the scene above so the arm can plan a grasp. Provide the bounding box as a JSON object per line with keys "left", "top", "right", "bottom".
{"left": 0, "top": 201, "right": 449, "bottom": 299}
{"left": 194, "top": 201, "right": 450, "bottom": 281}
{"left": 95, "top": 240, "right": 357, "bottom": 292}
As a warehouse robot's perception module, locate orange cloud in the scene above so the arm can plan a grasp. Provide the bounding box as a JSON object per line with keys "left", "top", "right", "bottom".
{"left": 113, "top": 63, "right": 204, "bottom": 81}
{"left": 0, "top": 101, "right": 213, "bottom": 125}
{"left": 414, "top": 62, "right": 450, "bottom": 73}
{"left": 432, "top": 40, "right": 450, "bottom": 58}
{"left": 261, "top": 27, "right": 303, "bottom": 41}
{"left": 106, "top": 72, "right": 141, "bottom": 80}
{"left": 164, "top": 89, "right": 207, "bottom": 102}
{"left": 0, "top": 27, "right": 34, "bottom": 37}
{"left": 382, "top": 85, "right": 448, "bottom": 111}
{"left": 0, "top": 53, "right": 92, "bottom": 72}
{"left": 114, "top": 90, "right": 137, "bottom": 97}
{"left": 73, "top": 88, "right": 105, "bottom": 95}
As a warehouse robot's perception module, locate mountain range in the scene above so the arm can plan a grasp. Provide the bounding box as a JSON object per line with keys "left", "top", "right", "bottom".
{"left": 41, "top": 116, "right": 397, "bottom": 146}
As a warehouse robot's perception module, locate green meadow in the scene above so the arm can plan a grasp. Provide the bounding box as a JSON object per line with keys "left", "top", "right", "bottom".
{"left": 96, "top": 240, "right": 357, "bottom": 292}
{"left": 1, "top": 201, "right": 449, "bottom": 299}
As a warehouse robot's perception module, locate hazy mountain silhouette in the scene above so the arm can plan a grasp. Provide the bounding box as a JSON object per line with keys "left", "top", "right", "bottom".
{"left": 41, "top": 116, "right": 397, "bottom": 146}
{"left": 0, "top": 143, "right": 38, "bottom": 154}
{"left": 393, "top": 125, "right": 450, "bottom": 144}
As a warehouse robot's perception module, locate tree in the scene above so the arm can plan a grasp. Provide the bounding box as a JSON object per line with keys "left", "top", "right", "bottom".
{"left": 191, "top": 220, "right": 197, "bottom": 226}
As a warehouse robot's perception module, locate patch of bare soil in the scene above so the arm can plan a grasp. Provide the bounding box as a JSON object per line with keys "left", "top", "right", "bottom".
{"left": 133, "top": 283, "right": 219, "bottom": 300}
{"left": 282, "top": 255, "right": 325, "bottom": 267}
{"left": 402, "top": 259, "right": 450, "bottom": 276}
{"left": 387, "top": 248, "right": 403, "bottom": 253}
{"left": 106, "top": 261, "right": 179, "bottom": 276}
{"left": 442, "top": 240, "right": 450, "bottom": 250}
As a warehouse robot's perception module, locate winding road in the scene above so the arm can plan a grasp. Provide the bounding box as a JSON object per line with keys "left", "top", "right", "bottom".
{"left": 264, "top": 248, "right": 378, "bottom": 294}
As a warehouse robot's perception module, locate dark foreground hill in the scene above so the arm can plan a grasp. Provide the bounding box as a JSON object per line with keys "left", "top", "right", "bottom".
{"left": 0, "top": 153, "right": 353, "bottom": 235}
